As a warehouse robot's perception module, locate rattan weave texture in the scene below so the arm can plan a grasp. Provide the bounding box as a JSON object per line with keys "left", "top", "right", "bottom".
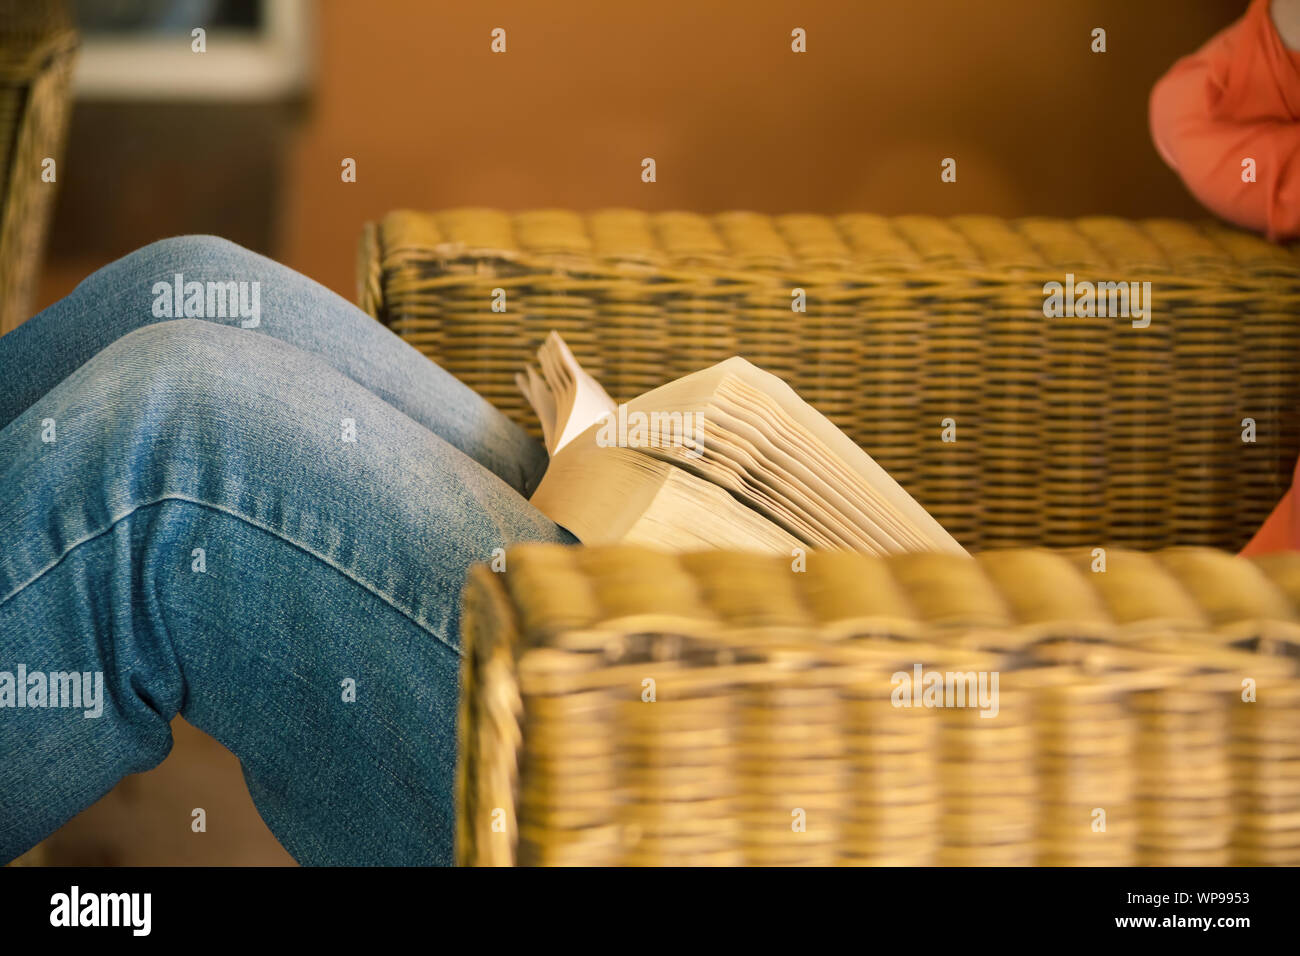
{"left": 360, "top": 209, "right": 1300, "bottom": 552}
{"left": 0, "top": 0, "right": 76, "bottom": 335}
{"left": 457, "top": 544, "right": 1300, "bottom": 866}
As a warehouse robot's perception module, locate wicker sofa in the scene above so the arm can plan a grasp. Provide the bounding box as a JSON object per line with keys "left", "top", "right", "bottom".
{"left": 358, "top": 209, "right": 1300, "bottom": 866}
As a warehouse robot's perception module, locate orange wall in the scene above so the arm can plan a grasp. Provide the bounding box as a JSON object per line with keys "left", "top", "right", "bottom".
{"left": 279, "top": 0, "right": 1243, "bottom": 301}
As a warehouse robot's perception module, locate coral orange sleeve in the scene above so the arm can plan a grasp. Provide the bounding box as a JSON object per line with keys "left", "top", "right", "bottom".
{"left": 1152, "top": 0, "right": 1300, "bottom": 554}
{"left": 1240, "top": 477, "right": 1299, "bottom": 556}
{"left": 1150, "top": 0, "right": 1300, "bottom": 241}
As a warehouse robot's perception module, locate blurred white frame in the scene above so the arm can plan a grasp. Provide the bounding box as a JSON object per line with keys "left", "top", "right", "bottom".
{"left": 74, "top": 0, "right": 312, "bottom": 100}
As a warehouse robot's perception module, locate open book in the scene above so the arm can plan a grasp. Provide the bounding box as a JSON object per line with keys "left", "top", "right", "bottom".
{"left": 517, "top": 331, "right": 966, "bottom": 556}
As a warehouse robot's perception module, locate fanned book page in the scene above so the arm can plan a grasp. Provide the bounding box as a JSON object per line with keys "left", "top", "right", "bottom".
{"left": 515, "top": 331, "right": 618, "bottom": 457}
{"left": 517, "top": 331, "right": 967, "bottom": 556}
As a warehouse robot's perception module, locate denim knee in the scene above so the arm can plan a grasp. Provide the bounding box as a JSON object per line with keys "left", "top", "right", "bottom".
{"left": 126, "top": 234, "right": 263, "bottom": 276}
{"left": 89, "top": 318, "right": 242, "bottom": 416}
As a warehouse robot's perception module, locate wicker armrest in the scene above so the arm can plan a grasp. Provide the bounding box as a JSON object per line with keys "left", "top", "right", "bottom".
{"left": 457, "top": 543, "right": 1300, "bottom": 867}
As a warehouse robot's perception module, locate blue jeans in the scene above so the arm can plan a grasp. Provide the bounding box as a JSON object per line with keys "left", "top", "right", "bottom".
{"left": 0, "top": 236, "right": 573, "bottom": 865}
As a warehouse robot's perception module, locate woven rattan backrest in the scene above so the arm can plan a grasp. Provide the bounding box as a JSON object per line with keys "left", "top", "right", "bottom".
{"left": 361, "top": 210, "right": 1300, "bottom": 551}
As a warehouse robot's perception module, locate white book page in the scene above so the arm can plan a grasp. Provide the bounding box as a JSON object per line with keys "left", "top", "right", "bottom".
{"left": 626, "top": 357, "right": 967, "bottom": 555}
{"left": 515, "top": 364, "right": 557, "bottom": 454}
{"left": 541, "top": 332, "right": 619, "bottom": 456}
{"left": 530, "top": 429, "right": 801, "bottom": 553}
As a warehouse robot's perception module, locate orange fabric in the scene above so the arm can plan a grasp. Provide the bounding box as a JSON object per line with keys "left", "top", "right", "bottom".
{"left": 1150, "top": 0, "right": 1300, "bottom": 241}
{"left": 1151, "top": 0, "right": 1300, "bottom": 554}
{"left": 1240, "top": 481, "right": 1298, "bottom": 556}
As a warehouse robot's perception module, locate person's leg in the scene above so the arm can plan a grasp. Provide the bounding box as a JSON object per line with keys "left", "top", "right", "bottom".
{"left": 0, "top": 320, "right": 571, "bottom": 865}
{"left": 0, "top": 235, "right": 549, "bottom": 496}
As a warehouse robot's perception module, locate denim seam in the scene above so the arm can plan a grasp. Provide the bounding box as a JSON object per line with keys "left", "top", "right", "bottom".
{"left": 0, "top": 493, "right": 462, "bottom": 659}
